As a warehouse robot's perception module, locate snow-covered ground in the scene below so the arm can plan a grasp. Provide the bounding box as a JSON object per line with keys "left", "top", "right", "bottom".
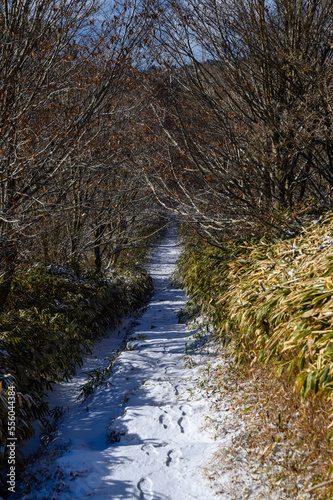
{"left": 18, "top": 223, "right": 230, "bottom": 499}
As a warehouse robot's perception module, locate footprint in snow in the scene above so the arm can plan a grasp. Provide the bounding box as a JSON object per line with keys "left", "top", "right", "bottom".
{"left": 166, "top": 449, "right": 183, "bottom": 467}
{"left": 141, "top": 443, "right": 160, "bottom": 455}
{"left": 179, "top": 404, "right": 191, "bottom": 417}
{"left": 164, "top": 365, "right": 177, "bottom": 376}
{"left": 159, "top": 414, "right": 169, "bottom": 429}
{"left": 158, "top": 412, "right": 175, "bottom": 429}
{"left": 137, "top": 477, "right": 153, "bottom": 499}
{"left": 177, "top": 417, "right": 185, "bottom": 433}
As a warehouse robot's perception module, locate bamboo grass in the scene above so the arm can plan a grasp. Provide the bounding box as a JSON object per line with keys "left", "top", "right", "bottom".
{"left": 178, "top": 215, "right": 333, "bottom": 435}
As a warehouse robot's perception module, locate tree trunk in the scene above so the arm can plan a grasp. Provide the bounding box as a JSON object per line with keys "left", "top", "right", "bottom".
{"left": 0, "top": 242, "right": 17, "bottom": 311}
{"left": 94, "top": 224, "right": 105, "bottom": 274}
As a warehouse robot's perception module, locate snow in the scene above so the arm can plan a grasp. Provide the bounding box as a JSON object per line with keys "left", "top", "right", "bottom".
{"left": 18, "top": 223, "right": 228, "bottom": 499}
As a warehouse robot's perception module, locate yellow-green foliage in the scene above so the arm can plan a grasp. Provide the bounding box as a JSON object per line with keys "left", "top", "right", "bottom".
{"left": 0, "top": 264, "right": 153, "bottom": 460}
{"left": 178, "top": 215, "right": 333, "bottom": 418}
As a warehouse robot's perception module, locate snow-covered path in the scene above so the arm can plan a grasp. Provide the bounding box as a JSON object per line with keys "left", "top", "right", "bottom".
{"left": 20, "top": 225, "right": 224, "bottom": 499}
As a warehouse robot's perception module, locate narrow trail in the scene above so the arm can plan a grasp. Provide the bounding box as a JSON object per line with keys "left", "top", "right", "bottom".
{"left": 20, "top": 224, "right": 225, "bottom": 499}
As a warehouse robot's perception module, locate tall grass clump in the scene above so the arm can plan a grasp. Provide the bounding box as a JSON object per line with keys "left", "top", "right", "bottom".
{"left": 178, "top": 215, "right": 333, "bottom": 421}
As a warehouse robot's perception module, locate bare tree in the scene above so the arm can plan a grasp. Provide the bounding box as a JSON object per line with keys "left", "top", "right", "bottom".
{"left": 141, "top": 0, "right": 333, "bottom": 243}
{"left": 0, "top": 0, "right": 158, "bottom": 307}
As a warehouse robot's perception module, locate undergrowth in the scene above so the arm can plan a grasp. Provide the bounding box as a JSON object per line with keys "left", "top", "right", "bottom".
{"left": 177, "top": 214, "right": 333, "bottom": 485}
{"left": 206, "top": 355, "right": 333, "bottom": 498}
